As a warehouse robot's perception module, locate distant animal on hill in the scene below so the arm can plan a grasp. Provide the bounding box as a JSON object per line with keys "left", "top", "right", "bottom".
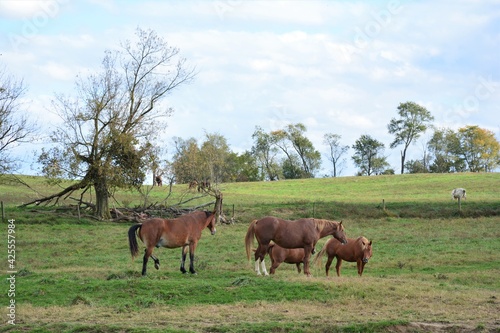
{"left": 245, "top": 216, "right": 347, "bottom": 276}
{"left": 451, "top": 188, "right": 466, "bottom": 200}
{"left": 267, "top": 243, "right": 306, "bottom": 274}
{"left": 314, "top": 236, "right": 373, "bottom": 277}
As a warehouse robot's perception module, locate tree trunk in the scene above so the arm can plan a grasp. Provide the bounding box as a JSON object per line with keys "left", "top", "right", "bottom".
{"left": 94, "top": 180, "right": 111, "bottom": 220}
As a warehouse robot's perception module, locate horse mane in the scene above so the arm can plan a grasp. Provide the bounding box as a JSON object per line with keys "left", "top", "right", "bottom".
{"left": 313, "top": 219, "right": 339, "bottom": 233}
{"left": 357, "top": 236, "right": 370, "bottom": 249}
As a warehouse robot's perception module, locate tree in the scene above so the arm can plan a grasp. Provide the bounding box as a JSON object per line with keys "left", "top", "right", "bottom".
{"left": 251, "top": 126, "right": 281, "bottom": 181}
{"left": 270, "top": 123, "right": 321, "bottom": 179}
{"left": 351, "top": 134, "right": 389, "bottom": 176}
{"left": 224, "top": 151, "right": 261, "bottom": 182}
{"left": 33, "top": 28, "right": 195, "bottom": 219}
{"left": 0, "top": 66, "right": 36, "bottom": 174}
{"left": 283, "top": 123, "right": 321, "bottom": 178}
{"left": 323, "top": 133, "right": 349, "bottom": 177}
{"left": 388, "top": 101, "right": 434, "bottom": 174}
{"left": 199, "top": 132, "right": 231, "bottom": 184}
{"left": 453, "top": 125, "right": 500, "bottom": 172}
{"left": 427, "top": 128, "right": 460, "bottom": 173}
{"left": 171, "top": 137, "right": 202, "bottom": 184}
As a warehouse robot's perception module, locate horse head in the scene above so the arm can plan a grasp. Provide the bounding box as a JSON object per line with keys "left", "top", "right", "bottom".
{"left": 333, "top": 221, "right": 348, "bottom": 245}
{"left": 205, "top": 210, "right": 217, "bottom": 235}
{"left": 360, "top": 237, "right": 373, "bottom": 263}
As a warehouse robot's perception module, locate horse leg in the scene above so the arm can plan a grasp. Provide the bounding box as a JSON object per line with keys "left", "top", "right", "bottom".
{"left": 180, "top": 245, "right": 188, "bottom": 274}
{"left": 151, "top": 254, "right": 160, "bottom": 270}
{"left": 335, "top": 258, "right": 343, "bottom": 277}
{"left": 259, "top": 258, "right": 269, "bottom": 276}
{"left": 188, "top": 242, "right": 197, "bottom": 274}
{"left": 325, "top": 255, "right": 334, "bottom": 277}
{"left": 254, "top": 259, "right": 262, "bottom": 275}
{"left": 295, "top": 263, "right": 301, "bottom": 274}
{"left": 142, "top": 247, "right": 153, "bottom": 276}
{"left": 359, "top": 261, "right": 366, "bottom": 276}
{"left": 269, "top": 260, "right": 280, "bottom": 275}
{"left": 254, "top": 244, "right": 269, "bottom": 276}
{"left": 302, "top": 245, "right": 313, "bottom": 276}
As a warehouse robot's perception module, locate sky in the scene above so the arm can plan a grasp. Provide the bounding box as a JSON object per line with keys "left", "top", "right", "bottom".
{"left": 1, "top": 0, "right": 499, "bottom": 177}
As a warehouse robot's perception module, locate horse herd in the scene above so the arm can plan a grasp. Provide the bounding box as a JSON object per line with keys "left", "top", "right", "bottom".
{"left": 128, "top": 210, "right": 373, "bottom": 277}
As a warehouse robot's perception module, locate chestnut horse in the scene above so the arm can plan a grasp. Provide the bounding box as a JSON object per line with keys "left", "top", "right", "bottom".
{"left": 267, "top": 243, "right": 306, "bottom": 275}
{"left": 314, "top": 236, "right": 373, "bottom": 277}
{"left": 245, "top": 216, "right": 347, "bottom": 276}
{"left": 128, "top": 210, "right": 216, "bottom": 276}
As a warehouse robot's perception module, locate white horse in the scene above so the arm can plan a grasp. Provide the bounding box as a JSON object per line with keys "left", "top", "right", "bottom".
{"left": 451, "top": 188, "right": 466, "bottom": 200}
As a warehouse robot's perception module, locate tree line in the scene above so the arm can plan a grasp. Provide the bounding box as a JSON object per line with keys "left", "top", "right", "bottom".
{"left": 1, "top": 28, "right": 499, "bottom": 219}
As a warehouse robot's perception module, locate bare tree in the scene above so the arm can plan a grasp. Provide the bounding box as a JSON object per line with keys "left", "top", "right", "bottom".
{"left": 30, "top": 28, "right": 196, "bottom": 219}
{"left": 323, "top": 133, "right": 349, "bottom": 177}
{"left": 0, "top": 66, "right": 36, "bottom": 174}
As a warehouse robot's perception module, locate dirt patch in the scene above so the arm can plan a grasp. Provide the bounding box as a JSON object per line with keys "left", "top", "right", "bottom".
{"left": 386, "top": 321, "right": 500, "bottom": 333}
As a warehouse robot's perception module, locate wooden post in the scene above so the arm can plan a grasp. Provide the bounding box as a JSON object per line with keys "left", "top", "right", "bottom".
{"left": 382, "top": 199, "right": 386, "bottom": 211}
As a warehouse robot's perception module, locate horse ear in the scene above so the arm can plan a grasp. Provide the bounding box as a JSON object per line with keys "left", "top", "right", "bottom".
{"left": 369, "top": 240, "right": 373, "bottom": 245}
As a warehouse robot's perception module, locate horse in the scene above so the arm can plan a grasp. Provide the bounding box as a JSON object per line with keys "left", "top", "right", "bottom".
{"left": 451, "top": 188, "right": 466, "bottom": 200}
{"left": 314, "top": 236, "right": 373, "bottom": 277}
{"left": 266, "top": 243, "right": 306, "bottom": 275}
{"left": 128, "top": 210, "right": 216, "bottom": 276}
{"left": 245, "top": 216, "right": 347, "bottom": 276}
{"left": 154, "top": 175, "right": 163, "bottom": 186}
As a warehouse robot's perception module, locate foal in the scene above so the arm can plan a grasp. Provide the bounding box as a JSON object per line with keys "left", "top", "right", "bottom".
{"left": 314, "top": 236, "right": 373, "bottom": 277}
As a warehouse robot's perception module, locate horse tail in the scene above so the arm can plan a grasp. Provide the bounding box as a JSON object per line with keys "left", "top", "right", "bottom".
{"left": 245, "top": 220, "right": 258, "bottom": 261}
{"left": 313, "top": 239, "right": 330, "bottom": 267}
{"left": 128, "top": 224, "right": 142, "bottom": 259}
{"left": 267, "top": 243, "right": 275, "bottom": 255}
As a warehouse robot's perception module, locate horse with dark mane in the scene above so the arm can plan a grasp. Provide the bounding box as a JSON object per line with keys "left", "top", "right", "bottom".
{"left": 128, "top": 210, "right": 216, "bottom": 276}
{"left": 313, "top": 236, "right": 373, "bottom": 277}
{"left": 245, "top": 216, "right": 347, "bottom": 276}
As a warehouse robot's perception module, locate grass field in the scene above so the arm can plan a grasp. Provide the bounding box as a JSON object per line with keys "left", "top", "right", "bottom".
{"left": 1, "top": 173, "right": 499, "bottom": 332}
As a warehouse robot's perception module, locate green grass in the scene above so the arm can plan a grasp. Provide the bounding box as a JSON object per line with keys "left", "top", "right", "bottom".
{"left": 0, "top": 173, "right": 499, "bottom": 332}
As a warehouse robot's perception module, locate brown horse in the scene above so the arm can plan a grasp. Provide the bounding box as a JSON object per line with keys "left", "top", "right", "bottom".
{"left": 128, "top": 210, "right": 216, "bottom": 276}
{"left": 267, "top": 243, "right": 306, "bottom": 275}
{"left": 245, "top": 216, "right": 347, "bottom": 276}
{"left": 314, "top": 236, "right": 373, "bottom": 277}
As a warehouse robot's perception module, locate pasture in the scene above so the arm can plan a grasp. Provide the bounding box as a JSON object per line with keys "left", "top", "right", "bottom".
{"left": 1, "top": 173, "right": 499, "bottom": 332}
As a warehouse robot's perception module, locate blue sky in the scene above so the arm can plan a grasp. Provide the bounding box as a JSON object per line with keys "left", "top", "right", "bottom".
{"left": 1, "top": 0, "right": 499, "bottom": 177}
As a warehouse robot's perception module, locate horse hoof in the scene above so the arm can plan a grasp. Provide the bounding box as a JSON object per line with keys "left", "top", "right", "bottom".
{"left": 154, "top": 264, "right": 160, "bottom": 270}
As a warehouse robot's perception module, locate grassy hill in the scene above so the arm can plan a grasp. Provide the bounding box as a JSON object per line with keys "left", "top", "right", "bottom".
{"left": 0, "top": 173, "right": 499, "bottom": 332}
{"left": 2, "top": 172, "right": 499, "bottom": 222}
